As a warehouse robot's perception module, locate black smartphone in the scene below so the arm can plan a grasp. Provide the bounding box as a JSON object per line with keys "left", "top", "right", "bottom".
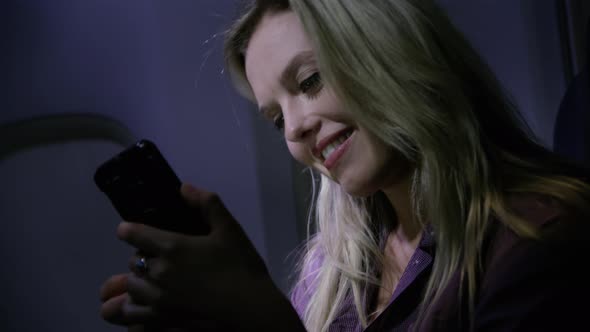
{"left": 94, "top": 139, "right": 209, "bottom": 235}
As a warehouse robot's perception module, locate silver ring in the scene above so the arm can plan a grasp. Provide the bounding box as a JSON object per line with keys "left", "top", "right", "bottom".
{"left": 135, "top": 256, "right": 148, "bottom": 274}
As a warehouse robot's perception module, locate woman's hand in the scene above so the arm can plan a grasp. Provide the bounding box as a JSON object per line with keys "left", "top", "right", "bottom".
{"left": 99, "top": 184, "right": 304, "bottom": 331}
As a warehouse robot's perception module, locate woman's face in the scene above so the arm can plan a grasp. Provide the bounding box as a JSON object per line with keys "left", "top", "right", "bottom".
{"left": 244, "top": 11, "right": 410, "bottom": 196}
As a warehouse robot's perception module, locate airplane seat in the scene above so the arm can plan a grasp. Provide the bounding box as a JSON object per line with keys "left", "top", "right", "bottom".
{"left": 553, "top": 18, "right": 590, "bottom": 167}
{"left": 0, "top": 114, "right": 136, "bottom": 332}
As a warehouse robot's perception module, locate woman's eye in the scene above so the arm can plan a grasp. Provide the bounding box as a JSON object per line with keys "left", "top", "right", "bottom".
{"left": 273, "top": 114, "right": 284, "bottom": 131}
{"left": 299, "top": 72, "right": 322, "bottom": 94}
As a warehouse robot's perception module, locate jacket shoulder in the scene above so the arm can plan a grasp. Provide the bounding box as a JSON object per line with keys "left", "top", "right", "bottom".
{"left": 475, "top": 193, "right": 589, "bottom": 330}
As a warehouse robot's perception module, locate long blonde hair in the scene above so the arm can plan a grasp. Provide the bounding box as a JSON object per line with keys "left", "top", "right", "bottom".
{"left": 224, "top": 1, "right": 590, "bottom": 331}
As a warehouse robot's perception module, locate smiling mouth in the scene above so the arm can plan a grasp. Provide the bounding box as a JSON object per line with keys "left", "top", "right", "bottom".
{"left": 321, "top": 130, "right": 353, "bottom": 161}
{"left": 321, "top": 130, "right": 354, "bottom": 170}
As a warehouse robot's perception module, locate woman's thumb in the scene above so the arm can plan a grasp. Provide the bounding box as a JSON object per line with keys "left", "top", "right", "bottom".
{"left": 180, "top": 183, "right": 235, "bottom": 233}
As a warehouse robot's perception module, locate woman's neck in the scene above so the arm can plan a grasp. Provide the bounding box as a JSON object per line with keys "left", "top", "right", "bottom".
{"left": 381, "top": 172, "right": 422, "bottom": 243}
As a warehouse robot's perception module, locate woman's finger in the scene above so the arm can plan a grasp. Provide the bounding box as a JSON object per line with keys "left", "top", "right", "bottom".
{"left": 126, "top": 273, "right": 164, "bottom": 306}
{"left": 128, "top": 253, "right": 153, "bottom": 276}
{"left": 100, "top": 292, "right": 128, "bottom": 324}
{"left": 100, "top": 273, "right": 128, "bottom": 302}
{"left": 117, "top": 221, "right": 190, "bottom": 256}
{"left": 128, "top": 253, "right": 172, "bottom": 286}
{"left": 180, "top": 184, "right": 235, "bottom": 232}
{"left": 101, "top": 292, "right": 157, "bottom": 325}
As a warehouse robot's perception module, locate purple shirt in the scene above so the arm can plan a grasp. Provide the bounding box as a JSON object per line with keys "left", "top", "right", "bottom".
{"left": 291, "top": 194, "right": 590, "bottom": 331}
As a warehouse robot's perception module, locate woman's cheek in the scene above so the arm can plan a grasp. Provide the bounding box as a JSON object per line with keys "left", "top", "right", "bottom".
{"left": 287, "top": 142, "right": 312, "bottom": 167}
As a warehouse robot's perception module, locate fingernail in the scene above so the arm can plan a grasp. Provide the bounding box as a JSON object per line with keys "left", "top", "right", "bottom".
{"left": 185, "top": 184, "right": 198, "bottom": 193}
{"left": 116, "top": 222, "right": 131, "bottom": 240}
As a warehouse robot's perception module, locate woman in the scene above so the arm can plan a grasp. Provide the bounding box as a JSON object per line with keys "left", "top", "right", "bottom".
{"left": 100, "top": 0, "right": 590, "bottom": 331}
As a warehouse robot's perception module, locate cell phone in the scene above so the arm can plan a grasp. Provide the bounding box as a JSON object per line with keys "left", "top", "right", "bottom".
{"left": 94, "top": 139, "right": 209, "bottom": 235}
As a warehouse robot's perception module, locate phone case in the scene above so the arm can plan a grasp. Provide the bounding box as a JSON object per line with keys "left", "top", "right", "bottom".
{"left": 94, "top": 139, "right": 209, "bottom": 235}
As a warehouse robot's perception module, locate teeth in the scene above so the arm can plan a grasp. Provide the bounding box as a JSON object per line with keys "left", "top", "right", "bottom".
{"left": 321, "top": 131, "right": 352, "bottom": 160}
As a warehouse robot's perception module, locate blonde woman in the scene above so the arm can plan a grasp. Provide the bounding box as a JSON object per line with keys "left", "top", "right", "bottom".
{"left": 100, "top": 0, "right": 590, "bottom": 331}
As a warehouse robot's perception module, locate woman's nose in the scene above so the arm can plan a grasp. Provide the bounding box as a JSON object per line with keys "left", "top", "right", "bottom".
{"left": 283, "top": 103, "right": 319, "bottom": 142}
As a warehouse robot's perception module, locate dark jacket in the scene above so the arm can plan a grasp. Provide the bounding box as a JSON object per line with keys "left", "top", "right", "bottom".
{"left": 292, "top": 194, "right": 590, "bottom": 331}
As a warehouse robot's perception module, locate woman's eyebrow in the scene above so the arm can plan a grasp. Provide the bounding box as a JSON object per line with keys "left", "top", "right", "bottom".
{"left": 258, "top": 51, "right": 315, "bottom": 115}
{"left": 280, "top": 50, "right": 315, "bottom": 86}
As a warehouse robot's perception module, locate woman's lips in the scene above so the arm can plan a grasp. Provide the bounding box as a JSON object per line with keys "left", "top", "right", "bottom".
{"left": 313, "top": 128, "right": 354, "bottom": 159}
{"left": 324, "top": 131, "right": 354, "bottom": 170}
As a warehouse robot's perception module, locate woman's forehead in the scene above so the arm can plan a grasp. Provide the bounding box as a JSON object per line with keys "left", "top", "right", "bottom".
{"left": 244, "top": 11, "right": 315, "bottom": 101}
{"left": 244, "top": 11, "right": 312, "bottom": 70}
